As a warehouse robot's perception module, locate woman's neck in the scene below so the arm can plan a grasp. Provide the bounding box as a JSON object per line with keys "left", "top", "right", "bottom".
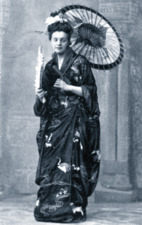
{"left": 57, "top": 52, "right": 66, "bottom": 70}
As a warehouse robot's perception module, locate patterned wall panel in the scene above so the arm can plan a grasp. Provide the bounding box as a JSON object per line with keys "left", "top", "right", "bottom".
{"left": 130, "top": 56, "right": 142, "bottom": 188}
{"left": 0, "top": 0, "right": 10, "bottom": 157}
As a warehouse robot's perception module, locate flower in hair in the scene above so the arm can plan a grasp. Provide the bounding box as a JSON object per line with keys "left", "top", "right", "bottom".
{"left": 45, "top": 12, "right": 68, "bottom": 27}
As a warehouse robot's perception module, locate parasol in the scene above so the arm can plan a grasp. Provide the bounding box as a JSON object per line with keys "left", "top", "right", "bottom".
{"left": 60, "top": 4, "right": 124, "bottom": 71}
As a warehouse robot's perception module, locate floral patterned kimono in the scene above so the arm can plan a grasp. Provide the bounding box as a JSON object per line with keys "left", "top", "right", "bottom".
{"left": 34, "top": 47, "right": 100, "bottom": 223}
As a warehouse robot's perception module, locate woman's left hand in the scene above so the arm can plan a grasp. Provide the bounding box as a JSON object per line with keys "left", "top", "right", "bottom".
{"left": 54, "top": 79, "right": 83, "bottom": 96}
{"left": 54, "top": 79, "right": 70, "bottom": 91}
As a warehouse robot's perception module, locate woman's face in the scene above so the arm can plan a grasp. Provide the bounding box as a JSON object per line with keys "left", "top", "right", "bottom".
{"left": 51, "top": 31, "right": 69, "bottom": 55}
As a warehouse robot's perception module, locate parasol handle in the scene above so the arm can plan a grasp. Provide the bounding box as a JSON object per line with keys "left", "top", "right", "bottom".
{"left": 53, "top": 65, "right": 71, "bottom": 85}
{"left": 53, "top": 65, "right": 63, "bottom": 78}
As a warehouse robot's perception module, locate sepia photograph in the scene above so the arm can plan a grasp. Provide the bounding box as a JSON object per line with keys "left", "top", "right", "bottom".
{"left": 0, "top": 0, "right": 142, "bottom": 224}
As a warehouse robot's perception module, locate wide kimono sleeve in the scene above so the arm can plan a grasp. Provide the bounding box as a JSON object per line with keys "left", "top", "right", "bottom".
{"left": 33, "top": 62, "right": 60, "bottom": 117}
{"left": 79, "top": 56, "right": 100, "bottom": 153}
{"left": 78, "top": 57, "right": 100, "bottom": 196}
{"left": 80, "top": 57, "right": 100, "bottom": 117}
{"left": 33, "top": 96, "right": 48, "bottom": 117}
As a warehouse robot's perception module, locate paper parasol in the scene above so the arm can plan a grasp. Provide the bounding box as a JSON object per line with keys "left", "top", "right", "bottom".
{"left": 60, "top": 5, "right": 124, "bottom": 70}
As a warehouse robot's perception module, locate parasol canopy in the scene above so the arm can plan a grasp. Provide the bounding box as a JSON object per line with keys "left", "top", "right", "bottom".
{"left": 60, "top": 5, "right": 124, "bottom": 70}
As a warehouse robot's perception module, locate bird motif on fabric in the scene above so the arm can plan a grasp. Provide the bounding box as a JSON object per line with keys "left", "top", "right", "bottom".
{"left": 57, "top": 158, "right": 71, "bottom": 173}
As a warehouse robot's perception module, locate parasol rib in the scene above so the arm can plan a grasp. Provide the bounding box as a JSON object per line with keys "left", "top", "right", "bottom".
{"left": 81, "top": 6, "right": 88, "bottom": 22}
{"left": 89, "top": 29, "right": 94, "bottom": 40}
{"left": 83, "top": 5, "right": 90, "bottom": 23}
{"left": 95, "top": 48, "right": 100, "bottom": 70}
{"left": 106, "top": 42, "right": 123, "bottom": 59}
{"left": 100, "top": 47, "right": 110, "bottom": 69}
{"left": 85, "top": 6, "right": 91, "bottom": 23}
{"left": 94, "top": 12, "right": 98, "bottom": 27}
{"left": 102, "top": 47, "right": 114, "bottom": 66}
{"left": 71, "top": 4, "right": 85, "bottom": 23}
{"left": 65, "top": 7, "right": 77, "bottom": 22}
{"left": 105, "top": 31, "right": 119, "bottom": 34}
{"left": 105, "top": 38, "right": 121, "bottom": 45}
{"left": 98, "top": 20, "right": 114, "bottom": 31}
{"left": 92, "top": 47, "right": 96, "bottom": 69}
{"left": 98, "top": 48, "right": 105, "bottom": 71}
{"left": 105, "top": 37, "right": 121, "bottom": 45}
{"left": 96, "top": 16, "right": 103, "bottom": 29}
{"left": 105, "top": 44, "right": 122, "bottom": 65}
{"left": 92, "top": 47, "right": 98, "bottom": 66}
{"left": 84, "top": 44, "right": 90, "bottom": 58}
{"left": 106, "top": 39, "right": 123, "bottom": 51}
{"left": 105, "top": 44, "right": 119, "bottom": 61}
{"left": 73, "top": 43, "right": 84, "bottom": 53}
{"left": 71, "top": 4, "right": 84, "bottom": 21}
{"left": 90, "top": 8, "right": 93, "bottom": 24}
{"left": 66, "top": 5, "right": 80, "bottom": 21}
{"left": 107, "top": 41, "right": 123, "bottom": 52}
{"left": 79, "top": 7, "right": 88, "bottom": 23}
{"left": 70, "top": 4, "right": 84, "bottom": 22}
{"left": 88, "top": 29, "right": 92, "bottom": 39}
{"left": 106, "top": 47, "right": 119, "bottom": 64}
{"left": 106, "top": 36, "right": 122, "bottom": 44}
{"left": 88, "top": 45, "right": 93, "bottom": 63}
{"left": 65, "top": 12, "right": 77, "bottom": 23}
{"left": 101, "top": 47, "right": 112, "bottom": 69}
{"left": 86, "top": 27, "right": 89, "bottom": 39}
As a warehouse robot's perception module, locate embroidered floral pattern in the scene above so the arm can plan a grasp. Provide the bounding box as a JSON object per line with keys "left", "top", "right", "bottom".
{"left": 40, "top": 200, "right": 63, "bottom": 215}
{"left": 45, "top": 133, "right": 52, "bottom": 147}
{"left": 72, "top": 164, "right": 80, "bottom": 171}
{"left": 56, "top": 187, "right": 70, "bottom": 199}
{"left": 40, "top": 187, "right": 70, "bottom": 216}
{"left": 59, "top": 96, "right": 69, "bottom": 108}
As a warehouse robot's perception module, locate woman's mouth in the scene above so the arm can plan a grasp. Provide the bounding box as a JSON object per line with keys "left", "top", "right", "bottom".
{"left": 56, "top": 47, "right": 62, "bottom": 49}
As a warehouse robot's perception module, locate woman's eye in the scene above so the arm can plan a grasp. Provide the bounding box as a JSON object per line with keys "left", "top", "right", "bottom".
{"left": 54, "top": 38, "right": 57, "bottom": 42}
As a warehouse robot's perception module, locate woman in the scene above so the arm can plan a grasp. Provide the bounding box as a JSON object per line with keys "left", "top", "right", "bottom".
{"left": 34, "top": 11, "right": 100, "bottom": 223}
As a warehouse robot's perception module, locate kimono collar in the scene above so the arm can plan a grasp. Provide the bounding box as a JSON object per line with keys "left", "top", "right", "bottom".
{"left": 52, "top": 47, "right": 76, "bottom": 74}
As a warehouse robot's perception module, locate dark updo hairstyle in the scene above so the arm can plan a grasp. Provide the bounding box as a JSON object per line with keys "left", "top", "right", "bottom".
{"left": 48, "top": 11, "right": 73, "bottom": 44}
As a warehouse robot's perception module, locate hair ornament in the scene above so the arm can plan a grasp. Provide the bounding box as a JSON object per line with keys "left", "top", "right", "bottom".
{"left": 45, "top": 12, "right": 68, "bottom": 28}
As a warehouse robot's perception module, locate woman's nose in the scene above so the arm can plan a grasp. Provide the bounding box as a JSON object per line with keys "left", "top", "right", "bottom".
{"left": 57, "top": 40, "right": 61, "bottom": 45}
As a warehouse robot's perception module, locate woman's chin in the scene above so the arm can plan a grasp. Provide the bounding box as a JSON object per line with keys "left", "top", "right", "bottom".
{"left": 55, "top": 49, "right": 66, "bottom": 55}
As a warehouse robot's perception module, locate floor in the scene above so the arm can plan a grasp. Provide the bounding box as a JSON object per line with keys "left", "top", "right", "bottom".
{"left": 0, "top": 194, "right": 142, "bottom": 225}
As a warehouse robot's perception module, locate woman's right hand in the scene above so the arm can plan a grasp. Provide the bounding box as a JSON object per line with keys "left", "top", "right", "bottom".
{"left": 36, "top": 88, "right": 47, "bottom": 103}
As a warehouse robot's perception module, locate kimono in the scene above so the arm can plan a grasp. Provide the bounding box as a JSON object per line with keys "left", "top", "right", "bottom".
{"left": 33, "top": 47, "right": 100, "bottom": 223}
